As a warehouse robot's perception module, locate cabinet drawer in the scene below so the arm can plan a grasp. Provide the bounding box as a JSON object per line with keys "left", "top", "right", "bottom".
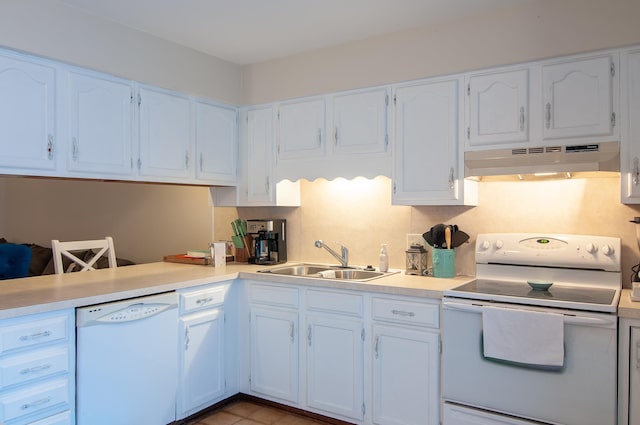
{"left": 29, "top": 410, "right": 71, "bottom": 425}
{"left": 0, "top": 315, "right": 69, "bottom": 355}
{"left": 250, "top": 284, "right": 299, "bottom": 308}
{"left": 372, "top": 297, "right": 439, "bottom": 328}
{"left": 306, "top": 289, "right": 363, "bottom": 317}
{"left": 0, "top": 346, "right": 69, "bottom": 389}
{"left": 180, "top": 285, "right": 227, "bottom": 313}
{"left": 0, "top": 378, "right": 69, "bottom": 423}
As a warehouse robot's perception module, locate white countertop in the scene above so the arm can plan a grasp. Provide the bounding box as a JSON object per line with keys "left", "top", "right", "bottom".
{"left": 618, "top": 289, "right": 640, "bottom": 319}
{"left": 0, "top": 262, "right": 473, "bottom": 319}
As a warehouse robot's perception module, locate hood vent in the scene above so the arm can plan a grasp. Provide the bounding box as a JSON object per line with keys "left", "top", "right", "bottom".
{"left": 465, "top": 141, "right": 620, "bottom": 179}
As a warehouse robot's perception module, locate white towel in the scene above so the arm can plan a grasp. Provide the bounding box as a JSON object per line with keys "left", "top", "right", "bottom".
{"left": 482, "top": 306, "right": 564, "bottom": 367}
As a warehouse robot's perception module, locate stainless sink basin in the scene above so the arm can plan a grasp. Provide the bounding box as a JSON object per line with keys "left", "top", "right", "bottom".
{"left": 259, "top": 264, "right": 332, "bottom": 276}
{"left": 257, "top": 263, "right": 393, "bottom": 281}
{"left": 331, "top": 269, "right": 384, "bottom": 280}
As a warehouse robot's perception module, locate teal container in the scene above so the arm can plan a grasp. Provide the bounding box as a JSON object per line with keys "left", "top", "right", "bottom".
{"left": 432, "top": 249, "right": 455, "bottom": 278}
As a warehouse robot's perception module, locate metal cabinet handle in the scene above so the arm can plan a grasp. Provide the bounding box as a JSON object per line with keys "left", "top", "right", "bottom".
{"left": 72, "top": 137, "right": 79, "bottom": 161}
{"left": 519, "top": 106, "right": 525, "bottom": 131}
{"left": 21, "top": 397, "right": 51, "bottom": 411}
{"left": 185, "top": 152, "right": 189, "bottom": 168}
{"left": 317, "top": 128, "right": 322, "bottom": 146}
{"left": 449, "top": 167, "right": 455, "bottom": 190}
{"left": 290, "top": 321, "right": 295, "bottom": 343}
{"left": 392, "top": 309, "right": 416, "bottom": 317}
{"left": 19, "top": 330, "right": 51, "bottom": 341}
{"left": 307, "top": 324, "right": 312, "bottom": 346}
{"left": 545, "top": 103, "right": 551, "bottom": 129}
{"left": 374, "top": 335, "right": 380, "bottom": 359}
{"left": 196, "top": 297, "right": 213, "bottom": 305}
{"left": 47, "top": 134, "right": 54, "bottom": 160}
{"left": 634, "top": 157, "right": 640, "bottom": 186}
{"left": 334, "top": 127, "right": 339, "bottom": 145}
{"left": 636, "top": 340, "right": 640, "bottom": 369}
{"left": 20, "top": 364, "right": 51, "bottom": 375}
{"left": 265, "top": 176, "right": 270, "bottom": 194}
{"left": 184, "top": 327, "right": 190, "bottom": 351}
{"left": 200, "top": 153, "right": 203, "bottom": 171}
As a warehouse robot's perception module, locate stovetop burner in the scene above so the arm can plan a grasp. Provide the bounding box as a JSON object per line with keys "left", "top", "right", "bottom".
{"left": 451, "top": 279, "right": 617, "bottom": 306}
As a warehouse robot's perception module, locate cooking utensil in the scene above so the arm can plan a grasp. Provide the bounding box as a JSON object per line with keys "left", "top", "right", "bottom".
{"left": 444, "top": 226, "right": 452, "bottom": 249}
{"left": 231, "top": 219, "right": 246, "bottom": 248}
{"left": 422, "top": 224, "right": 470, "bottom": 248}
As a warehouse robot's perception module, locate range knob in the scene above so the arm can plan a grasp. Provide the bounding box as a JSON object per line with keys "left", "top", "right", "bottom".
{"left": 479, "top": 240, "right": 491, "bottom": 251}
{"left": 494, "top": 240, "right": 504, "bottom": 250}
{"left": 585, "top": 243, "right": 598, "bottom": 254}
{"left": 601, "top": 244, "right": 614, "bottom": 256}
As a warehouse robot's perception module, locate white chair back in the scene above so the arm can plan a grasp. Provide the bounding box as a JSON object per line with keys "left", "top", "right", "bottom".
{"left": 51, "top": 237, "right": 117, "bottom": 274}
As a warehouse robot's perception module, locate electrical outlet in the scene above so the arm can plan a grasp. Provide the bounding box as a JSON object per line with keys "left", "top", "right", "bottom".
{"left": 406, "top": 233, "right": 425, "bottom": 249}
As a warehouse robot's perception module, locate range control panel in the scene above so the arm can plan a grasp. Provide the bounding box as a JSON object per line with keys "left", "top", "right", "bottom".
{"left": 476, "top": 233, "right": 621, "bottom": 272}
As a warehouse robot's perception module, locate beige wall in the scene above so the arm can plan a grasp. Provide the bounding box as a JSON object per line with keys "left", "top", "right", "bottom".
{"left": 215, "top": 177, "right": 640, "bottom": 287}
{"left": 242, "top": 0, "right": 640, "bottom": 104}
{"left": 0, "top": 0, "right": 243, "bottom": 104}
{"left": 1, "top": 177, "right": 213, "bottom": 264}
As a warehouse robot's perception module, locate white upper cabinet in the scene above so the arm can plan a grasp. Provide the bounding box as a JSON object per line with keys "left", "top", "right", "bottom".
{"left": 195, "top": 100, "right": 237, "bottom": 184}
{"left": 542, "top": 55, "right": 616, "bottom": 140}
{"left": 331, "top": 88, "right": 389, "bottom": 156}
{"left": 392, "top": 78, "right": 476, "bottom": 206}
{"left": 66, "top": 69, "right": 134, "bottom": 176}
{"left": 277, "top": 98, "right": 325, "bottom": 160}
{"left": 466, "top": 68, "right": 529, "bottom": 148}
{"left": 247, "top": 107, "right": 276, "bottom": 204}
{"left": 0, "top": 51, "right": 56, "bottom": 172}
{"left": 621, "top": 48, "right": 640, "bottom": 204}
{"left": 138, "top": 85, "right": 194, "bottom": 180}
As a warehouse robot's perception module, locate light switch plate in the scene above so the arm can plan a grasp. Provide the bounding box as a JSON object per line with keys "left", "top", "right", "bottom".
{"left": 407, "top": 233, "right": 425, "bottom": 249}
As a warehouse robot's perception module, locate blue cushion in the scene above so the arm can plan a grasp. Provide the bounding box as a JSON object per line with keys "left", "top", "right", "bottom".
{"left": 0, "top": 244, "right": 32, "bottom": 280}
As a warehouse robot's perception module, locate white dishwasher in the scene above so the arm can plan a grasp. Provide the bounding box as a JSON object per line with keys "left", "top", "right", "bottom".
{"left": 76, "top": 291, "right": 178, "bottom": 425}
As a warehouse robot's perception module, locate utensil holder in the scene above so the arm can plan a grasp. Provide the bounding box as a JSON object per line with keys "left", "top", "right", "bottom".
{"left": 432, "top": 249, "right": 455, "bottom": 278}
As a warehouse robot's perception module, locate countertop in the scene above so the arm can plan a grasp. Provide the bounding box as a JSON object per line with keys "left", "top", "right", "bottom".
{"left": 618, "top": 289, "right": 640, "bottom": 319}
{"left": 0, "top": 262, "right": 472, "bottom": 319}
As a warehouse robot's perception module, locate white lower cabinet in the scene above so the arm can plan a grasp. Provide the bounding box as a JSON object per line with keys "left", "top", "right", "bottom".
{"left": 305, "top": 289, "right": 365, "bottom": 421}
{"left": 249, "top": 283, "right": 300, "bottom": 403}
{"left": 619, "top": 317, "right": 640, "bottom": 425}
{"left": 371, "top": 296, "right": 440, "bottom": 425}
{"left": 0, "top": 310, "right": 74, "bottom": 425}
{"left": 177, "top": 284, "right": 229, "bottom": 419}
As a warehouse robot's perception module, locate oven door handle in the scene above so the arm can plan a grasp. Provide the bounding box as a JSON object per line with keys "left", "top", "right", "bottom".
{"left": 443, "top": 301, "right": 616, "bottom": 328}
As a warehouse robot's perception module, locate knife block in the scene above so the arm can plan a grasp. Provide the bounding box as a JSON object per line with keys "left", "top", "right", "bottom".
{"left": 234, "top": 236, "right": 252, "bottom": 263}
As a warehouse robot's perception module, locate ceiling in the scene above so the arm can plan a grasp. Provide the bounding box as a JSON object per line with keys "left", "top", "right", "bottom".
{"left": 60, "top": 0, "right": 530, "bottom": 65}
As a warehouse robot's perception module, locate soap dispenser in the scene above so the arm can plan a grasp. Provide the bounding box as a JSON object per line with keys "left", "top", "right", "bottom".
{"left": 379, "top": 244, "right": 389, "bottom": 272}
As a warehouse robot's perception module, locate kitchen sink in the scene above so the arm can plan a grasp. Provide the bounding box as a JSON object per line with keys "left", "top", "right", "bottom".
{"left": 257, "top": 263, "right": 394, "bottom": 281}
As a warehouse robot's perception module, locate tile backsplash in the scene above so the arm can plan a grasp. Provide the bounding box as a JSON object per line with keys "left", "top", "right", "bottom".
{"left": 214, "top": 175, "right": 640, "bottom": 287}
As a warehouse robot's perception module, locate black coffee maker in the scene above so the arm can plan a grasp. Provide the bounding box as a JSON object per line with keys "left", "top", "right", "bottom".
{"left": 247, "top": 219, "right": 287, "bottom": 265}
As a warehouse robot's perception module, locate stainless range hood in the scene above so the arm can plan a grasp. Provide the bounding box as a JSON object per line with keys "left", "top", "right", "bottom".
{"left": 464, "top": 141, "right": 619, "bottom": 180}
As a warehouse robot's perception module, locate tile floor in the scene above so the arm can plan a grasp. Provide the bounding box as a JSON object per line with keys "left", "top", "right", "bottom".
{"left": 188, "top": 400, "right": 341, "bottom": 425}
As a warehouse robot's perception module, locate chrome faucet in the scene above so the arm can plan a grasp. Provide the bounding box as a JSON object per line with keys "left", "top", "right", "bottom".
{"left": 314, "top": 240, "right": 348, "bottom": 267}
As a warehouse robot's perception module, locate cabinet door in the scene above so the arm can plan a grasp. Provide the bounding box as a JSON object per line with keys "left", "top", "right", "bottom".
{"left": 622, "top": 50, "right": 640, "bottom": 203}
{"left": 178, "top": 308, "right": 225, "bottom": 418}
{"left": 332, "top": 88, "right": 389, "bottom": 155}
{"left": 467, "top": 69, "right": 529, "bottom": 147}
{"left": 195, "top": 100, "right": 237, "bottom": 184}
{"left": 247, "top": 107, "right": 275, "bottom": 204}
{"left": 67, "top": 70, "right": 133, "bottom": 176}
{"left": 372, "top": 324, "right": 439, "bottom": 425}
{"left": 392, "top": 79, "right": 462, "bottom": 205}
{"left": 278, "top": 98, "right": 325, "bottom": 159}
{"left": 443, "top": 403, "right": 540, "bottom": 425}
{"left": 0, "top": 53, "right": 56, "bottom": 171}
{"left": 250, "top": 307, "right": 298, "bottom": 403}
{"left": 138, "top": 85, "right": 193, "bottom": 179}
{"left": 542, "top": 55, "right": 614, "bottom": 140}
{"left": 306, "top": 315, "right": 364, "bottom": 421}
{"left": 630, "top": 327, "right": 640, "bottom": 425}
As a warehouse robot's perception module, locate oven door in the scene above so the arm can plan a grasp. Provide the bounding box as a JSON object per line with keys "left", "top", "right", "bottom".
{"left": 442, "top": 298, "right": 617, "bottom": 425}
